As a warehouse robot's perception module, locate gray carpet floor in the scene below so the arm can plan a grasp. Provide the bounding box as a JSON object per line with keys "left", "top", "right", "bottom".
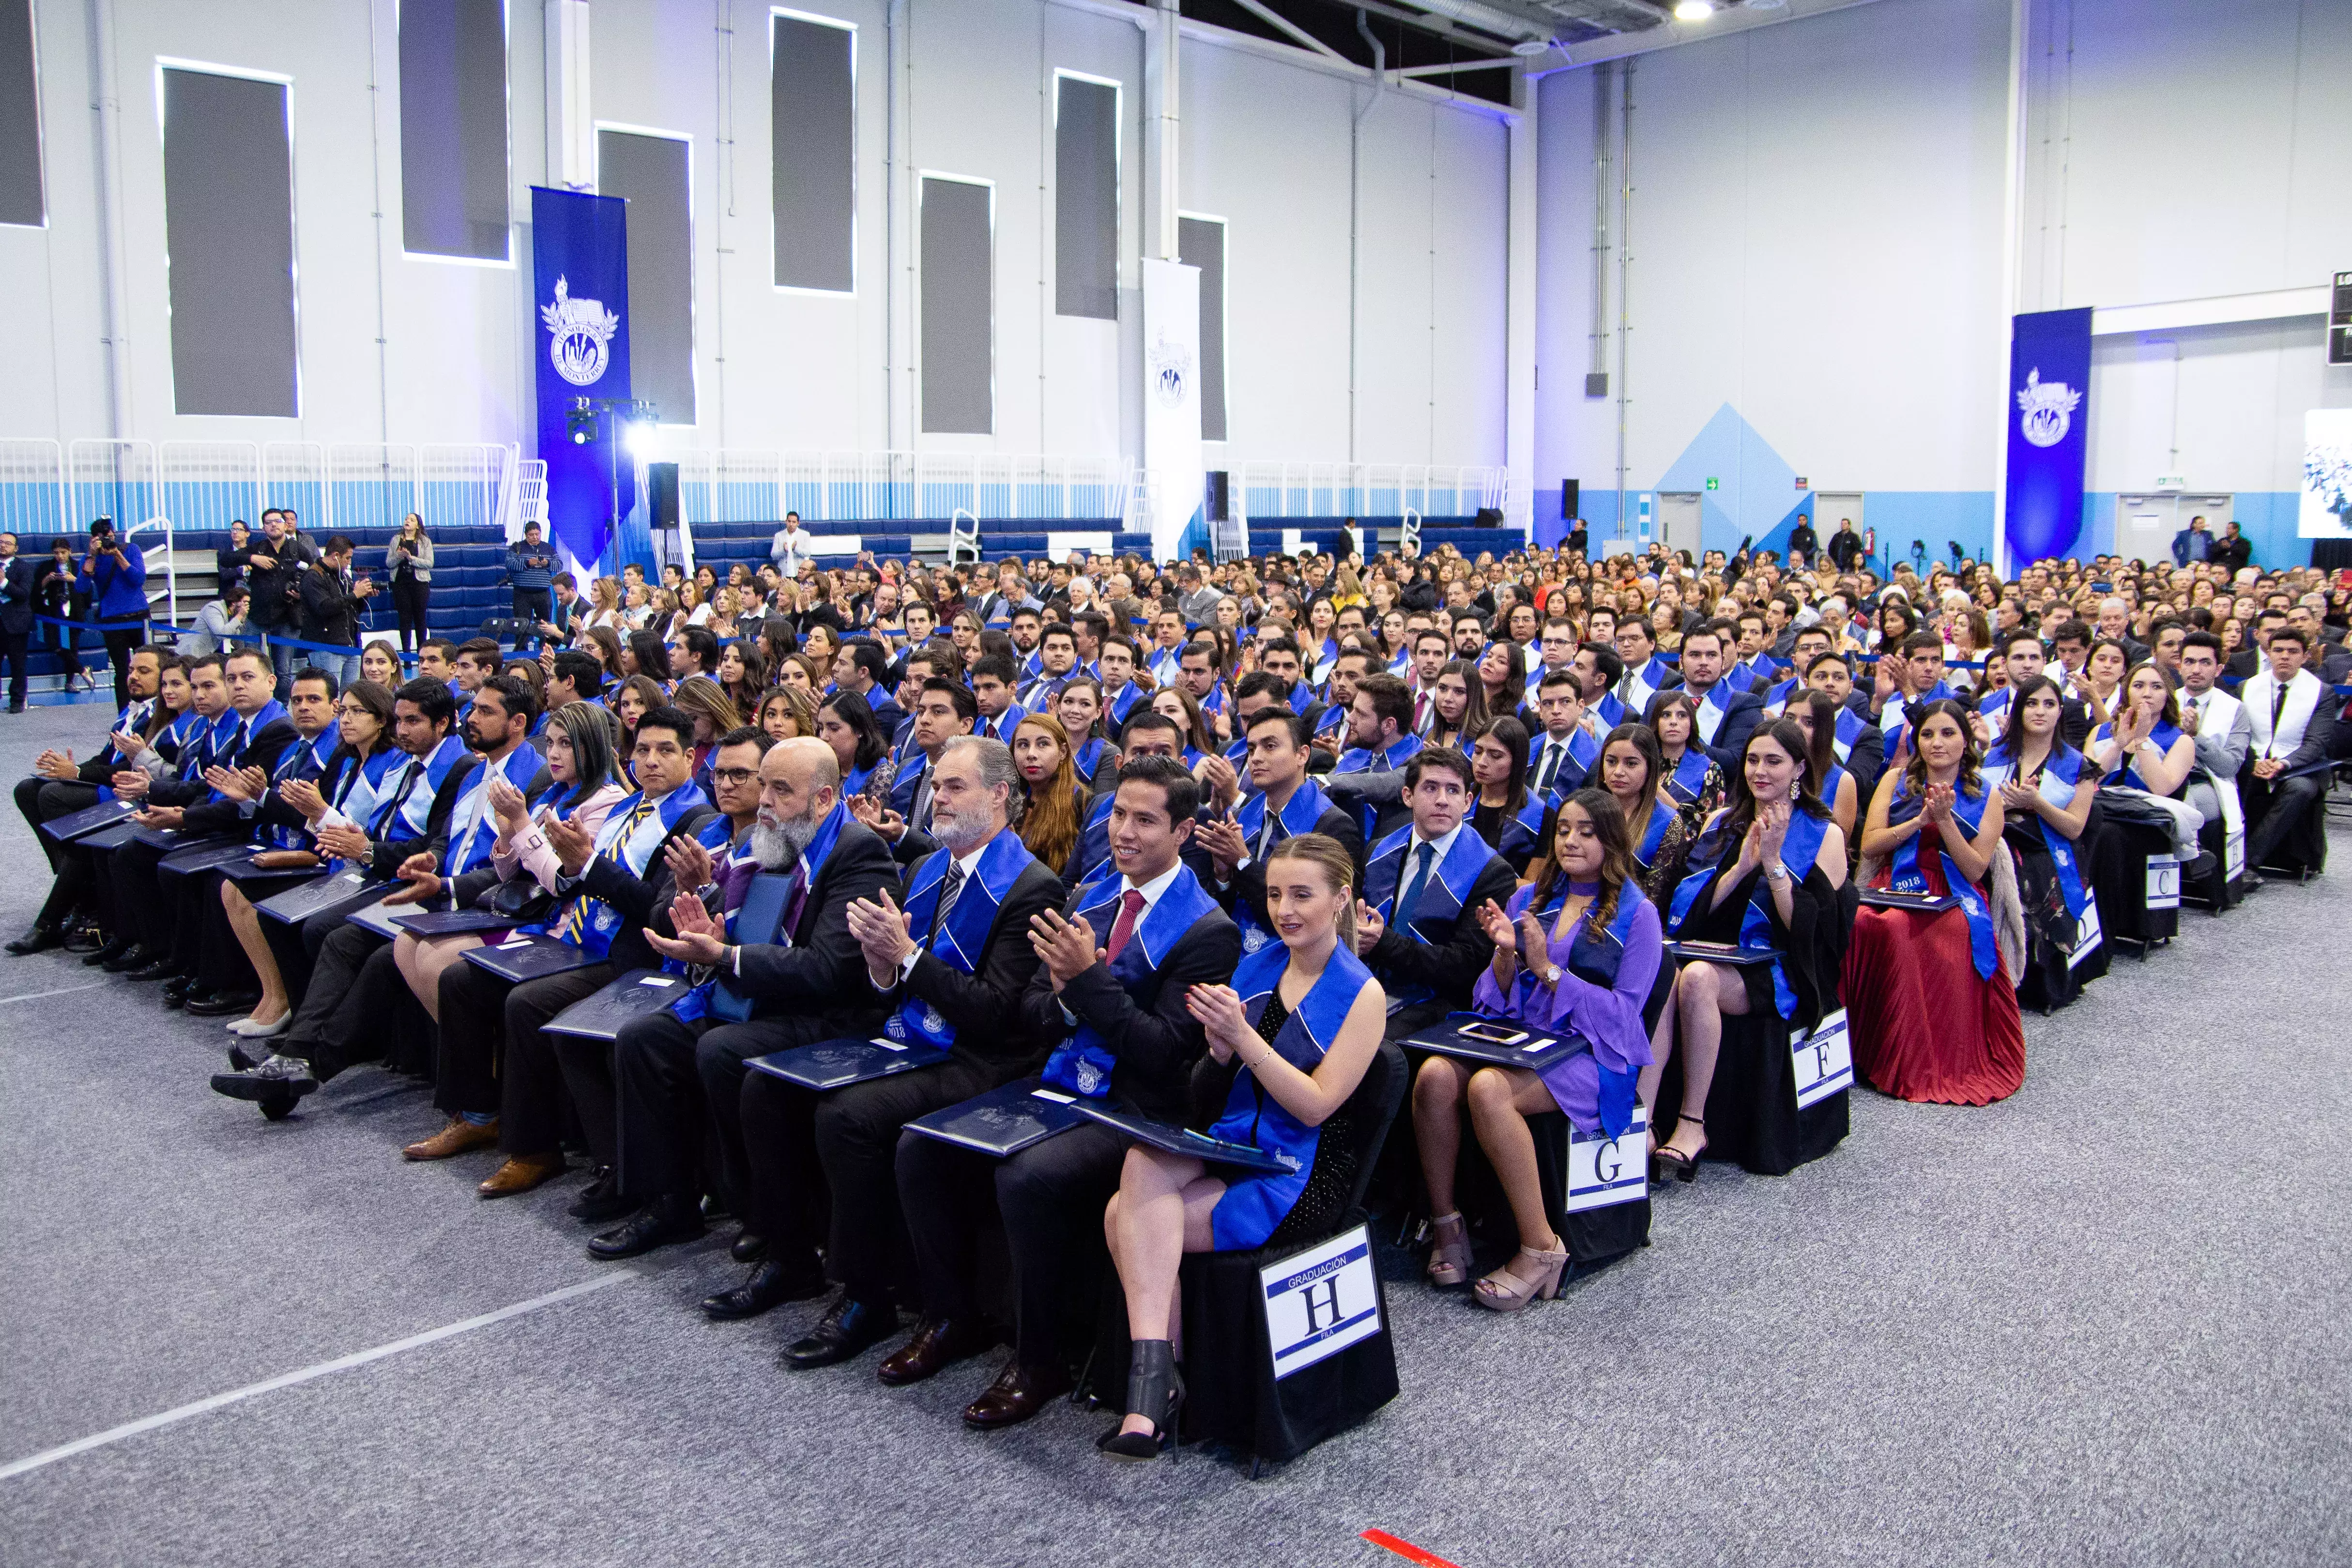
{"left": 0, "top": 701, "right": 2345, "bottom": 1568}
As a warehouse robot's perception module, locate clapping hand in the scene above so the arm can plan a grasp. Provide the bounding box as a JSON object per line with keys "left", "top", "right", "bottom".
{"left": 203, "top": 764, "right": 266, "bottom": 803}
{"left": 1515, "top": 906, "right": 1552, "bottom": 967}
{"left": 845, "top": 888, "right": 917, "bottom": 981}
{"left": 380, "top": 852, "right": 444, "bottom": 906}
{"left": 546, "top": 814, "right": 597, "bottom": 875}
{"left": 847, "top": 793, "right": 907, "bottom": 842}
{"left": 134, "top": 804, "right": 184, "bottom": 829}
{"left": 487, "top": 775, "right": 531, "bottom": 833}
{"left": 1998, "top": 777, "right": 2040, "bottom": 811}
{"left": 316, "top": 823, "right": 371, "bottom": 862}
{"left": 645, "top": 889, "right": 728, "bottom": 966}
{"left": 1197, "top": 816, "right": 1248, "bottom": 879}
{"left": 35, "top": 747, "right": 76, "bottom": 780}
{"left": 1185, "top": 983, "right": 1252, "bottom": 1063}
{"left": 1921, "top": 780, "right": 1956, "bottom": 823}
{"left": 662, "top": 832, "right": 715, "bottom": 893}
{"left": 1353, "top": 898, "right": 1386, "bottom": 955}
{"left": 111, "top": 769, "right": 150, "bottom": 799}
{"left": 1196, "top": 753, "right": 1240, "bottom": 809}
{"left": 110, "top": 728, "right": 149, "bottom": 761}
{"left": 1756, "top": 798, "right": 1793, "bottom": 865}
{"left": 279, "top": 777, "right": 326, "bottom": 819}
{"left": 1028, "top": 907, "right": 1103, "bottom": 990}
{"left": 1473, "top": 897, "right": 1517, "bottom": 950}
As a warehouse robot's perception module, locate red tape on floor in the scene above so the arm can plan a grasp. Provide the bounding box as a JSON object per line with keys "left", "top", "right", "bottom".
{"left": 1361, "top": 1529, "right": 1463, "bottom": 1568}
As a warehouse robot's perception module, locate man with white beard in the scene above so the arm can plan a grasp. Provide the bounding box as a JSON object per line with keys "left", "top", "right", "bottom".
{"left": 728, "top": 737, "right": 1067, "bottom": 1363}
{"left": 607, "top": 737, "right": 900, "bottom": 1280}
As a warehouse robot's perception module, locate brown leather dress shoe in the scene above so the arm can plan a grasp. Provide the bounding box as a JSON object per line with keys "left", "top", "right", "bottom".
{"left": 477, "top": 1152, "right": 566, "bottom": 1198}
{"left": 962, "top": 1357, "right": 1073, "bottom": 1429}
{"left": 403, "top": 1117, "right": 501, "bottom": 1161}
{"left": 877, "top": 1319, "right": 993, "bottom": 1387}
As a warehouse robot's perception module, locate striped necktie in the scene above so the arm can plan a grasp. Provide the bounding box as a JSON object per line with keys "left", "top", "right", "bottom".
{"left": 556, "top": 798, "right": 655, "bottom": 943}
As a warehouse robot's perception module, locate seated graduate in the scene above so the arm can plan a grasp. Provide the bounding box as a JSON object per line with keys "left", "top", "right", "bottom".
{"left": 1644, "top": 689, "right": 1725, "bottom": 818}
{"left": 893, "top": 755, "right": 1239, "bottom": 1431}
{"left": 110, "top": 648, "right": 300, "bottom": 986}
{"left": 1466, "top": 716, "right": 1548, "bottom": 875}
{"left": 1787, "top": 689, "right": 1860, "bottom": 840}
{"left": 13, "top": 652, "right": 186, "bottom": 958}
{"left": 1070, "top": 709, "right": 1208, "bottom": 891}
{"left": 1648, "top": 718, "right": 1849, "bottom": 1178}
{"left": 1194, "top": 705, "right": 1365, "bottom": 958}
{"left": 1412, "top": 789, "right": 1662, "bottom": 1309}
{"left": 1351, "top": 746, "right": 1519, "bottom": 1040}
{"left": 1099, "top": 832, "right": 1384, "bottom": 1459}
{"left": 1981, "top": 675, "right": 2098, "bottom": 1007}
{"left": 815, "top": 688, "right": 893, "bottom": 802}
{"left": 386, "top": 699, "right": 630, "bottom": 1025}
{"left": 1054, "top": 675, "right": 1122, "bottom": 794}
{"left": 407, "top": 698, "right": 708, "bottom": 1201}
{"left": 1671, "top": 619, "right": 1766, "bottom": 772}
{"left": 1796, "top": 650, "right": 1886, "bottom": 804}
{"left": 1526, "top": 668, "right": 1599, "bottom": 805}
{"left": 166, "top": 667, "right": 349, "bottom": 1018}
{"left": 1010, "top": 709, "right": 1092, "bottom": 882}
{"left": 1596, "top": 722, "right": 1695, "bottom": 903}
{"left": 736, "top": 735, "right": 1066, "bottom": 1365}
{"left": 2172, "top": 631, "right": 2250, "bottom": 858}
{"left": 2234, "top": 627, "right": 2335, "bottom": 873}
{"left": 2088, "top": 661, "right": 2196, "bottom": 806}
{"left": 1846, "top": 698, "right": 2024, "bottom": 1106}
{"left": 1423, "top": 659, "right": 1488, "bottom": 754}
{"left": 208, "top": 676, "right": 482, "bottom": 1114}
{"left": 605, "top": 735, "right": 896, "bottom": 1249}
{"left": 849, "top": 676, "right": 978, "bottom": 865}
{"left": 1320, "top": 672, "right": 1428, "bottom": 843}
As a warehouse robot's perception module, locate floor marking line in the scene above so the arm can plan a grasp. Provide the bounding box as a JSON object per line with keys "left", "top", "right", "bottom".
{"left": 1362, "top": 1530, "right": 1464, "bottom": 1568}
{"left": 0, "top": 1274, "right": 628, "bottom": 1481}
{"left": 0, "top": 981, "right": 107, "bottom": 1006}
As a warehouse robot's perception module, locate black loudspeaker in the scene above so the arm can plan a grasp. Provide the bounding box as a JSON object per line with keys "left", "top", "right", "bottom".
{"left": 1475, "top": 506, "right": 1505, "bottom": 528}
{"left": 1561, "top": 480, "right": 1579, "bottom": 521}
{"left": 649, "top": 462, "right": 681, "bottom": 530}
{"left": 1206, "top": 470, "right": 1230, "bottom": 522}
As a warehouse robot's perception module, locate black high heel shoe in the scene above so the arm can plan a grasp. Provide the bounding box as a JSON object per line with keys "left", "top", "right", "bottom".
{"left": 1099, "top": 1338, "right": 1185, "bottom": 1461}
{"left": 1651, "top": 1114, "right": 1706, "bottom": 1184}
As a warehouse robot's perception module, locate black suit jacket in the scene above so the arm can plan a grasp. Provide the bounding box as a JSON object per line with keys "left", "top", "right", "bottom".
{"left": 731, "top": 818, "right": 902, "bottom": 1018}
{"left": 876, "top": 856, "right": 1066, "bottom": 1070}
{"left": 151, "top": 716, "right": 299, "bottom": 813}
{"left": 1228, "top": 802, "right": 1366, "bottom": 935}
{"left": 1365, "top": 850, "right": 1517, "bottom": 1011}
{"left": 368, "top": 751, "right": 483, "bottom": 878}
{"left": 1689, "top": 683, "right": 1766, "bottom": 774}
{"left": 1016, "top": 885, "right": 1241, "bottom": 1121}
{"left": 0, "top": 554, "right": 34, "bottom": 636}
{"left": 1841, "top": 720, "right": 1887, "bottom": 802}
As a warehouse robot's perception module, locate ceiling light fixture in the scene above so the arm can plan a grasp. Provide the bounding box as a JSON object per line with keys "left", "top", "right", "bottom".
{"left": 1673, "top": 0, "right": 1716, "bottom": 18}
{"left": 1510, "top": 37, "right": 1552, "bottom": 56}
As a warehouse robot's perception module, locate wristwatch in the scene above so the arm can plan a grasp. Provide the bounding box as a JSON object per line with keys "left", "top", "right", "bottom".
{"left": 1541, "top": 964, "right": 1564, "bottom": 987}
{"left": 1765, "top": 860, "right": 1791, "bottom": 883}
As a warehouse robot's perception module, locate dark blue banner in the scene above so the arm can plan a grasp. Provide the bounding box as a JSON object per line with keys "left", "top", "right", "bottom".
{"left": 531, "top": 187, "right": 631, "bottom": 572}
{"left": 2004, "top": 306, "right": 2093, "bottom": 565}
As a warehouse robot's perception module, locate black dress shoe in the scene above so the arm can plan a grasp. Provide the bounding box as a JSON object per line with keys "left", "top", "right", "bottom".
{"left": 125, "top": 957, "right": 180, "bottom": 982}
{"left": 731, "top": 1230, "right": 767, "bottom": 1263}
{"left": 83, "top": 939, "right": 127, "bottom": 967}
{"left": 100, "top": 943, "right": 153, "bottom": 974}
{"left": 877, "top": 1318, "right": 993, "bottom": 1387}
{"left": 162, "top": 977, "right": 199, "bottom": 1008}
{"left": 5, "top": 923, "right": 62, "bottom": 956}
{"left": 184, "top": 990, "right": 262, "bottom": 1018}
{"left": 781, "top": 1294, "right": 897, "bottom": 1368}
{"left": 699, "top": 1192, "right": 734, "bottom": 1224}
{"left": 586, "top": 1193, "right": 705, "bottom": 1261}
{"left": 566, "top": 1167, "right": 634, "bottom": 1224}
{"left": 962, "top": 1358, "right": 1074, "bottom": 1429}
{"left": 701, "top": 1257, "right": 829, "bottom": 1320}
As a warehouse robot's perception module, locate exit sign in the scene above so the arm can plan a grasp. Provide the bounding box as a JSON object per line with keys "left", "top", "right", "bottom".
{"left": 1705, "top": 477, "right": 1719, "bottom": 491}
{"left": 1794, "top": 475, "right": 1809, "bottom": 489}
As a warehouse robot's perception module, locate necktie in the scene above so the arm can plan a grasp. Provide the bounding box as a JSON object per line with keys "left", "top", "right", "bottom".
{"left": 1537, "top": 741, "right": 1562, "bottom": 792}
{"left": 2271, "top": 680, "right": 2288, "bottom": 731}
{"left": 930, "top": 859, "right": 967, "bottom": 944}
{"left": 1396, "top": 842, "right": 1437, "bottom": 930}
{"left": 912, "top": 767, "right": 934, "bottom": 832}
{"left": 557, "top": 800, "right": 653, "bottom": 943}
{"left": 1105, "top": 888, "right": 1146, "bottom": 962}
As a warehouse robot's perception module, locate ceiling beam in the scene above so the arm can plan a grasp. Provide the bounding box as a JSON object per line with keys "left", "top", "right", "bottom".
{"left": 1227, "top": 0, "right": 1354, "bottom": 63}
{"left": 1529, "top": 0, "right": 1895, "bottom": 68}
{"left": 1390, "top": 55, "right": 1518, "bottom": 78}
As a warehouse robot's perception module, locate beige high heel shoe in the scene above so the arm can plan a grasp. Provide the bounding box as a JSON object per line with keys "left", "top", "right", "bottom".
{"left": 1424, "top": 1212, "right": 1473, "bottom": 1288}
{"left": 1472, "top": 1242, "right": 1569, "bottom": 1312}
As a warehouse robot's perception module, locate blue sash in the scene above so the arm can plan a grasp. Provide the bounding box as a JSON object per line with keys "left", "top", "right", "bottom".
{"left": 1495, "top": 790, "right": 1549, "bottom": 867}
{"left": 1207, "top": 943, "right": 1376, "bottom": 1251}
{"left": 441, "top": 746, "right": 542, "bottom": 877}
{"left": 1688, "top": 682, "right": 1734, "bottom": 748}
{"left": 1069, "top": 736, "right": 1110, "bottom": 781}
{"left": 1764, "top": 676, "right": 1798, "bottom": 714}
{"left": 1068, "top": 790, "right": 1117, "bottom": 887}
{"left": 1333, "top": 732, "right": 1424, "bottom": 839}
{"left": 1623, "top": 656, "right": 1673, "bottom": 713}
{"left": 842, "top": 760, "right": 878, "bottom": 799}
{"left": 538, "top": 782, "right": 710, "bottom": 960}
{"left": 1886, "top": 778, "right": 1999, "bottom": 981}
{"left": 1666, "top": 808, "right": 1831, "bottom": 1019}
{"left": 1591, "top": 690, "right": 1626, "bottom": 728}
{"left": 1507, "top": 879, "right": 1650, "bottom": 1137}
{"left": 1632, "top": 798, "right": 1673, "bottom": 871}
{"left": 371, "top": 734, "right": 471, "bottom": 842}
{"left": 885, "top": 827, "right": 1036, "bottom": 1047}
{"left": 1041, "top": 865, "right": 1222, "bottom": 1098}
{"left": 261, "top": 730, "right": 340, "bottom": 849}
{"left": 982, "top": 703, "right": 1027, "bottom": 745}
{"left": 1231, "top": 778, "right": 1336, "bottom": 956}
{"left": 2092, "top": 719, "right": 2183, "bottom": 793}
{"left": 888, "top": 750, "right": 930, "bottom": 817}
{"left": 1665, "top": 746, "right": 1712, "bottom": 805}
{"left": 1362, "top": 825, "right": 1498, "bottom": 1006}
{"left": 667, "top": 815, "right": 763, "bottom": 1022}
{"left": 1102, "top": 682, "right": 1145, "bottom": 729}
{"left": 1526, "top": 727, "right": 1598, "bottom": 802}
{"left": 1832, "top": 705, "right": 1865, "bottom": 761}
{"left": 1146, "top": 645, "right": 1183, "bottom": 686}
{"left": 1984, "top": 742, "right": 2090, "bottom": 918}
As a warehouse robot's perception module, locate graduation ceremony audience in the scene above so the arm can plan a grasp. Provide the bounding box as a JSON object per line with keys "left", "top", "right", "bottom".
{"left": 8, "top": 528, "right": 2344, "bottom": 1464}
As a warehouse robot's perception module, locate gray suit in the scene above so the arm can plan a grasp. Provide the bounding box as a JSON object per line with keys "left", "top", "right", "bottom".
{"left": 2180, "top": 689, "right": 2250, "bottom": 841}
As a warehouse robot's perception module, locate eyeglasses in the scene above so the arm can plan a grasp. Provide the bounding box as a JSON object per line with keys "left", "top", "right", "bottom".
{"left": 710, "top": 767, "right": 760, "bottom": 786}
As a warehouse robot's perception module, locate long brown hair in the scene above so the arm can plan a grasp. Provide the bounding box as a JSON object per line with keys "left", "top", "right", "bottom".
{"left": 1012, "top": 710, "right": 1084, "bottom": 872}
{"left": 1712, "top": 717, "right": 1829, "bottom": 859}
{"left": 1263, "top": 831, "right": 1358, "bottom": 951}
{"left": 1791, "top": 688, "right": 1842, "bottom": 795}
{"left": 1526, "top": 787, "right": 1636, "bottom": 934}
{"left": 1899, "top": 697, "right": 1985, "bottom": 801}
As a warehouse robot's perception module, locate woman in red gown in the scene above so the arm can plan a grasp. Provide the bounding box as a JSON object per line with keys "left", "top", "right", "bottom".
{"left": 1845, "top": 698, "right": 2024, "bottom": 1105}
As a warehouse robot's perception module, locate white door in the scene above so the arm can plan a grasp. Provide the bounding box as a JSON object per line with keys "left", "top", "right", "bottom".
{"left": 1813, "top": 492, "right": 1864, "bottom": 566}
{"left": 2115, "top": 495, "right": 2175, "bottom": 564}
{"left": 1656, "top": 492, "right": 1703, "bottom": 560}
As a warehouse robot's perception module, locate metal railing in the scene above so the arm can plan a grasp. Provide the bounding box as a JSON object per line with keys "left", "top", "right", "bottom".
{"left": 677, "top": 449, "right": 1138, "bottom": 528}
{"left": 1231, "top": 461, "right": 1508, "bottom": 524}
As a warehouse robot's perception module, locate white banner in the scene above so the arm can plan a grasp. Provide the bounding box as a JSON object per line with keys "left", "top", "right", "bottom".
{"left": 1141, "top": 258, "right": 1203, "bottom": 564}
{"left": 2299, "top": 408, "right": 2352, "bottom": 539}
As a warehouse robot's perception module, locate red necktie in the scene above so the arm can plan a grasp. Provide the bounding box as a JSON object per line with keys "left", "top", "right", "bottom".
{"left": 1105, "top": 889, "right": 1146, "bottom": 962}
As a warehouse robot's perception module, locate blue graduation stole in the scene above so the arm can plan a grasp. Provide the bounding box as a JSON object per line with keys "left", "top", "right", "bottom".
{"left": 1308, "top": 639, "right": 1338, "bottom": 685}
{"left": 1667, "top": 807, "right": 1832, "bottom": 1019}
{"left": 371, "top": 734, "right": 472, "bottom": 842}
{"left": 1881, "top": 679, "right": 1958, "bottom": 753}
{"left": 1496, "top": 790, "right": 1549, "bottom": 866}
{"left": 1884, "top": 777, "right": 1998, "bottom": 981}
{"left": 1021, "top": 647, "right": 1045, "bottom": 681}
{"left": 1362, "top": 825, "right": 1497, "bottom": 1005}
{"left": 1102, "top": 682, "right": 1145, "bottom": 729}
{"left": 842, "top": 760, "right": 878, "bottom": 799}
{"left": 1632, "top": 798, "right": 1674, "bottom": 872}
{"left": 1069, "top": 791, "right": 1117, "bottom": 887}
{"left": 540, "top": 781, "right": 710, "bottom": 960}
{"left": 1623, "top": 656, "right": 1673, "bottom": 713}
{"left": 1070, "top": 735, "right": 1110, "bottom": 781}
{"left": 1231, "top": 778, "right": 1336, "bottom": 955}
{"left": 1687, "top": 682, "right": 1735, "bottom": 748}
{"left": 1977, "top": 686, "right": 2014, "bottom": 728}
{"left": 1983, "top": 742, "right": 2090, "bottom": 919}
{"left": 1313, "top": 701, "right": 1349, "bottom": 745}
{"left": 888, "top": 749, "right": 930, "bottom": 817}
{"left": 1334, "top": 733, "right": 1423, "bottom": 839}
{"left": 1526, "top": 727, "right": 1598, "bottom": 802}
{"left": 260, "top": 729, "right": 340, "bottom": 849}
{"left": 99, "top": 698, "right": 156, "bottom": 770}
{"left": 1206, "top": 942, "right": 1375, "bottom": 1250}
{"left": 1506, "top": 878, "right": 1651, "bottom": 1137}
{"left": 1590, "top": 690, "right": 1627, "bottom": 728}
{"left": 704, "top": 872, "right": 792, "bottom": 1023}
{"left": 2092, "top": 718, "right": 2183, "bottom": 792}
{"left": 891, "top": 715, "right": 921, "bottom": 764}
{"left": 884, "top": 827, "right": 1037, "bottom": 1047}
{"left": 1146, "top": 645, "right": 1183, "bottom": 686}
{"left": 201, "top": 700, "right": 286, "bottom": 801}
{"left": 182, "top": 709, "right": 237, "bottom": 782}
{"left": 441, "top": 745, "right": 542, "bottom": 877}
{"left": 1665, "top": 746, "right": 1712, "bottom": 805}
{"left": 1198, "top": 683, "right": 1228, "bottom": 719}
{"left": 1041, "top": 865, "right": 1222, "bottom": 1098}
{"left": 1832, "top": 705, "right": 1865, "bottom": 761}
{"left": 1763, "top": 676, "right": 1799, "bottom": 714}
{"left": 666, "top": 815, "right": 761, "bottom": 1022}
{"left": 982, "top": 703, "right": 1027, "bottom": 745}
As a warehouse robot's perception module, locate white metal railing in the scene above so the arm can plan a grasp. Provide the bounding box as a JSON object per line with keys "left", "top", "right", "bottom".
{"left": 1231, "top": 462, "right": 1509, "bottom": 525}
{"left": 678, "top": 448, "right": 1138, "bottom": 528}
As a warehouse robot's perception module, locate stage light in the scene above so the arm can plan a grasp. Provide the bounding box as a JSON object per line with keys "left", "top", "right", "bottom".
{"left": 1674, "top": 0, "right": 1715, "bottom": 19}
{"left": 565, "top": 399, "right": 597, "bottom": 446}
{"left": 623, "top": 420, "right": 661, "bottom": 459}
